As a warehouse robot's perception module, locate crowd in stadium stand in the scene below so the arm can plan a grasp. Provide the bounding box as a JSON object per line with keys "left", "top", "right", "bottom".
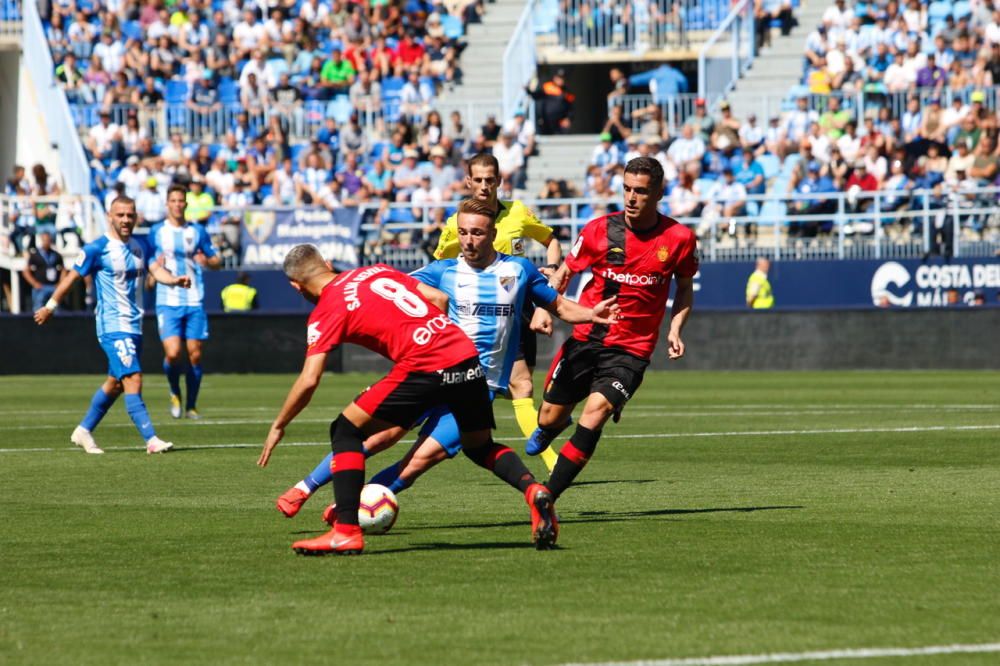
{"left": 42, "top": 0, "right": 539, "bottom": 257}
{"left": 594, "top": 0, "right": 1000, "bottom": 240}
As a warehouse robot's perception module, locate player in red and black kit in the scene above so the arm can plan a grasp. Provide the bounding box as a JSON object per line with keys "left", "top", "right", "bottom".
{"left": 527, "top": 156, "right": 698, "bottom": 508}
{"left": 257, "top": 243, "right": 558, "bottom": 554}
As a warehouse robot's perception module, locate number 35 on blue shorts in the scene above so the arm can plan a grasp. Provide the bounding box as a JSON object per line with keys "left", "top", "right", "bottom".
{"left": 99, "top": 333, "right": 144, "bottom": 379}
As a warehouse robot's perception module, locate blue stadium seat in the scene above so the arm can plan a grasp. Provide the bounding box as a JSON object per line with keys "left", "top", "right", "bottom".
{"left": 165, "top": 80, "right": 189, "bottom": 104}
{"left": 951, "top": 1, "right": 972, "bottom": 19}
{"left": 121, "top": 20, "right": 143, "bottom": 42}
{"left": 290, "top": 143, "right": 307, "bottom": 165}
{"left": 326, "top": 96, "right": 353, "bottom": 123}
{"left": 758, "top": 153, "right": 781, "bottom": 180}
{"left": 387, "top": 207, "right": 415, "bottom": 224}
{"left": 441, "top": 14, "right": 464, "bottom": 39}
{"left": 268, "top": 58, "right": 289, "bottom": 78}
{"left": 218, "top": 78, "right": 239, "bottom": 104}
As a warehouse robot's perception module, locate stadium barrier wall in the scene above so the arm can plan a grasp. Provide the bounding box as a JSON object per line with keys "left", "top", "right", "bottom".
{"left": 3, "top": 308, "right": 998, "bottom": 374}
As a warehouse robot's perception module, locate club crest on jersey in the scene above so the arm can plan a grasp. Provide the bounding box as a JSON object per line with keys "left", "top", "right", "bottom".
{"left": 657, "top": 246, "right": 670, "bottom": 262}
{"left": 307, "top": 322, "right": 321, "bottom": 347}
{"left": 244, "top": 211, "right": 276, "bottom": 243}
{"left": 511, "top": 237, "right": 525, "bottom": 255}
{"left": 499, "top": 275, "right": 516, "bottom": 293}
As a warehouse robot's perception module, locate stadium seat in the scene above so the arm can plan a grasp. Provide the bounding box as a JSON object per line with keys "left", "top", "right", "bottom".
{"left": 121, "top": 20, "right": 143, "bottom": 42}
{"left": 165, "top": 80, "right": 189, "bottom": 104}
{"left": 218, "top": 79, "right": 239, "bottom": 104}
{"left": 758, "top": 154, "right": 781, "bottom": 181}
{"left": 441, "top": 14, "right": 464, "bottom": 39}
{"left": 327, "top": 96, "right": 353, "bottom": 123}
{"left": 951, "top": 1, "right": 972, "bottom": 19}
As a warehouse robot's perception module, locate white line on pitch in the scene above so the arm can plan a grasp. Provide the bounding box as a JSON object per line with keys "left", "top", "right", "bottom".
{"left": 601, "top": 424, "right": 1000, "bottom": 440}
{"left": 561, "top": 641, "right": 1000, "bottom": 665}
{"left": 2, "top": 423, "right": 999, "bottom": 454}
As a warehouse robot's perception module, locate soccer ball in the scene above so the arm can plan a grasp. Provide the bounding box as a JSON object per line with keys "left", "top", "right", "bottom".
{"left": 358, "top": 484, "right": 399, "bottom": 534}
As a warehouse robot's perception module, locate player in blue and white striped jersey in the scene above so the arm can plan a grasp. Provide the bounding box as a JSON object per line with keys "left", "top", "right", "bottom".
{"left": 273, "top": 199, "right": 619, "bottom": 518}
{"left": 149, "top": 184, "right": 221, "bottom": 420}
{"left": 34, "top": 196, "right": 192, "bottom": 455}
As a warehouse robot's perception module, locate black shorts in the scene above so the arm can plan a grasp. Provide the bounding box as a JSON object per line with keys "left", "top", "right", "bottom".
{"left": 542, "top": 337, "right": 649, "bottom": 416}
{"left": 355, "top": 356, "right": 496, "bottom": 433}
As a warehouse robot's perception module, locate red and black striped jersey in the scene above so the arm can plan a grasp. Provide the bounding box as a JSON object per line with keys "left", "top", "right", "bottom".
{"left": 565, "top": 213, "right": 698, "bottom": 359}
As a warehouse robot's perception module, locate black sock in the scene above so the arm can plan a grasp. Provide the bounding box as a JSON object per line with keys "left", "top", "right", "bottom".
{"left": 464, "top": 441, "right": 536, "bottom": 493}
{"left": 539, "top": 416, "right": 572, "bottom": 441}
{"left": 330, "top": 415, "right": 366, "bottom": 527}
{"left": 546, "top": 424, "right": 601, "bottom": 499}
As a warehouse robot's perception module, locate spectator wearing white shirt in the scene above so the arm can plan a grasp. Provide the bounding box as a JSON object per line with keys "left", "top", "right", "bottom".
{"left": 740, "top": 113, "right": 765, "bottom": 152}
{"left": 239, "top": 51, "right": 276, "bottom": 91}
{"left": 295, "top": 153, "right": 329, "bottom": 205}
{"left": 93, "top": 31, "right": 125, "bottom": 75}
{"left": 591, "top": 133, "right": 622, "bottom": 174}
{"left": 316, "top": 177, "right": 343, "bottom": 211}
{"left": 703, "top": 169, "right": 749, "bottom": 238}
{"left": 206, "top": 158, "right": 235, "bottom": 199}
{"left": 781, "top": 97, "right": 818, "bottom": 156}
{"left": 503, "top": 110, "right": 536, "bottom": 157}
{"left": 233, "top": 9, "right": 266, "bottom": 59}
{"left": 667, "top": 124, "right": 706, "bottom": 172}
{"left": 493, "top": 131, "right": 526, "bottom": 189}
{"left": 269, "top": 158, "right": 297, "bottom": 206}
{"left": 117, "top": 156, "right": 149, "bottom": 200}
{"left": 822, "top": 0, "right": 852, "bottom": 32}
{"left": 225, "top": 179, "right": 255, "bottom": 209}
{"left": 411, "top": 175, "right": 444, "bottom": 221}
{"left": 300, "top": 0, "right": 330, "bottom": 27}
{"left": 668, "top": 171, "right": 703, "bottom": 219}
{"left": 87, "top": 111, "right": 123, "bottom": 167}
{"left": 836, "top": 122, "right": 861, "bottom": 164}
{"left": 883, "top": 52, "right": 912, "bottom": 94}
{"left": 623, "top": 135, "right": 642, "bottom": 163}
{"left": 136, "top": 177, "right": 166, "bottom": 224}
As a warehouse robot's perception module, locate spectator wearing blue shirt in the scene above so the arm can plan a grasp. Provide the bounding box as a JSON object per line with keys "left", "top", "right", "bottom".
{"left": 735, "top": 148, "right": 766, "bottom": 195}
{"left": 790, "top": 162, "right": 837, "bottom": 237}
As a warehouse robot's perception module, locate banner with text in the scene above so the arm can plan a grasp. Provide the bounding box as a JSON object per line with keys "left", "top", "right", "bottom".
{"left": 240, "top": 208, "right": 362, "bottom": 268}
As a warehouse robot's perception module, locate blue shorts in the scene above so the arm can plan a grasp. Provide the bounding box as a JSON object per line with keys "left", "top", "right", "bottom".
{"left": 157, "top": 305, "right": 209, "bottom": 341}
{"left": 417, "top": 391, "right": 496, "bottom": 458}
{"left": 99, "top": 333, "right": 143, "bottom": 379}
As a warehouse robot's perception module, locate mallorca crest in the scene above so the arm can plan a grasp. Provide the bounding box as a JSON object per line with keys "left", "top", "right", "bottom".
{"left": 244, "top": 211, "right": 276, "bottom": 243}
{"left": 656, "top": 246, "right": 670, "bottom": 262}
{"left": 499, "top": 275, "right": 516, "bottom": 293}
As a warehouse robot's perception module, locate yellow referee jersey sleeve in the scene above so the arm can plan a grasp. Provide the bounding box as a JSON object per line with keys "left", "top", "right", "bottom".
{"left": 432, "top": 200, "right": 554, "bottom": 259}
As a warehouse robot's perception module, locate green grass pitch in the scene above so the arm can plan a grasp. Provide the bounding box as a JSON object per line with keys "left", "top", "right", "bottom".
{"left": 1, "top": 371, "right": 998, "bottom": 665}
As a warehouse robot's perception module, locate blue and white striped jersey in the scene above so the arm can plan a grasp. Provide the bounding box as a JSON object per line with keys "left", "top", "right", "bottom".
{"left": 413, "top": 253, "right": 558, "bottom": 392}
{"left": 73, "top": 234, "right": 153, "bottom": 337}
{"left": 149, "top": 222, "right": 217, "bottom": 307}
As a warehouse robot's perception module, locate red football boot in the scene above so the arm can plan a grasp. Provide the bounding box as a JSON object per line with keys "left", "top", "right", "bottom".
{"left": 292, "top": 524, "right": 364, "bottom": 556}
{"left": 276, "top": 487, "right": 310, "bottom": 518}
{"left": 525, "top": 483, "right": 559, "bottom": 550}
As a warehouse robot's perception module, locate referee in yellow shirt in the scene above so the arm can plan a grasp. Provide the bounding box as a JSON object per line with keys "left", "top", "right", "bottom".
{"left": 433, "top": 153, "right": 563, "bottom": 472}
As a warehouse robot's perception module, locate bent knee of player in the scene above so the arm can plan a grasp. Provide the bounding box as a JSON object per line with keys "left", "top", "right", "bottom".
{"left": 186, "top": 342, "right": 203, "bottom": 365}
{"left": 579, "top": 395, "right": 616, "bottom": 429}
{"left": 507, "top": 374, "right": 534, "bottom": 399}
{"left": 538, "top": 401, "right": 572, "bottom": 428}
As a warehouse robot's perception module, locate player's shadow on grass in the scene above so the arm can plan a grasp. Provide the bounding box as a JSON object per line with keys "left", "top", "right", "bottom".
{"left": 403, "top": 505, "right": 804, "bottom": 531}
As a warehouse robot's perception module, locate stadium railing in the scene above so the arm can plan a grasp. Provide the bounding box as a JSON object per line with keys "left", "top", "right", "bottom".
{"left": 205, "top": 186, "right": 1000, "bottom": 272}
{"left": 533, "top": 0, "right": 729, "bottom": 53}
{"left": 504, "top": 0, "right": 538, "bottom": 122}
{"left": 697, "top": 0, "right": 755, "bottom": 104}
{"left": 76, "top": 98, "right": 505, "bottom": 146}
{"left": 21, "top": 0, "right": 91, "bottom": 198}
{"left": 611, "top": 86, "right": 1000, "bottom": 134}
{"left": 0, "top": 194, "right": 104, "bottom": 313}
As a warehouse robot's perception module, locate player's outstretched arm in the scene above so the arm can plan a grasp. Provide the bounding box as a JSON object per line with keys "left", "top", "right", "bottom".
{"left": 415, "top": 283, "right": 448, "bottom": 312}
{"left": 148, "top": 261, "right": 193, "bottom": 289}
{"left": 33, "top": 268, "right": 82, "bottom": 325}
{"left": 667, "top": 275, "right": 694, "bottom": 360}
{"left": 258, "top": 353, "right": 327, "bottom": 467}
{"left": 545, "top": 262, "right": 574, "bottom": 294}
{"left": 546, "top": 294, "right": 620, "bottom": 326}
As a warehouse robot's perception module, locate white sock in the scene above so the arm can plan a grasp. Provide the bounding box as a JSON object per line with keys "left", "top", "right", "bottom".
{"left": 294, "top": 481, "right": 311, "bottom": 494}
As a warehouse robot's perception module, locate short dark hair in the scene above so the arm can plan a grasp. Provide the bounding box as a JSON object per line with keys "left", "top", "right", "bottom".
{"left": 623, "top": 156, "right": 664, "bottom": 191}
{"left": 167, "top": 183, "right": 188, "bottom": 198}
{"left": 465, "top": 152, "right": 499, "bottom": 176}
{"left": 110, "top": 195, "right": 136, "bottom": 210}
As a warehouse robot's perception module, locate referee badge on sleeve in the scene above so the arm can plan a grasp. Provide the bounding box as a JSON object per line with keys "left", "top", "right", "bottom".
{"left": 511, "top": 237, "right": 525, "bottom": 255}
